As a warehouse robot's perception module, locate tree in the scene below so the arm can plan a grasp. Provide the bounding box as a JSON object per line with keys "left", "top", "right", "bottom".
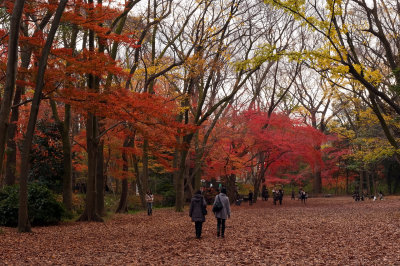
{"left": 18, "top": 0, "right": 68, "bottom": 233}
{"left": 0, "top": 0, "right": 26, "bottom": 180}
{"left": 264, "top": 0, "right": 400, "bottom": 161}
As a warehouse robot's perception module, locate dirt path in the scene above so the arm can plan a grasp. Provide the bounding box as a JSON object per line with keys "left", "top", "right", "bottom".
{"left": 1, "top": 196, "right": 400, "bottom": 265}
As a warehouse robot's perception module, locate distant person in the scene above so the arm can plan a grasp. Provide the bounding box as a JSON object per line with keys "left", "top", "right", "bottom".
{"left": 272, "top": 188, "right": 277, "bottom": 205}
{"left": 262, "top": 186, "right": 269, "bottom": 201}
{"left": 300, "top": 189, "right": 307, "bottom": 204}
{"left": 248, "top": 190, "right": 253, "bottom": 205}
{"left": 379, "top": 191, "right": 384, "bottom": 200}
{"left": 213, "top": 187, "right": 231, "bottom": 238}
{"left": 265, "top": 189, "right": 269, "bottom": 201}
{"left": 145, "top": 191, "right": 154, "bottom": 216}
{"left": 278, "top": 189, "right": 284, "bottom": 205}
{"left": 189, "top": 190, "right": 207, "bottom": 239}
{"left": 291, "top": 189, "right": 295, "bottom": 200}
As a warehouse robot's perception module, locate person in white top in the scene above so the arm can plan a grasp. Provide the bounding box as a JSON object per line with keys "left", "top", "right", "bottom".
{"left": 145, "top": 191, "right": 154, "bottom": 216}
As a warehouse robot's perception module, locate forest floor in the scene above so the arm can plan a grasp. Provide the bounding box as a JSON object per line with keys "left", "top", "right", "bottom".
{"left": 1, "top": 196, "right": 400, "bottom": 265}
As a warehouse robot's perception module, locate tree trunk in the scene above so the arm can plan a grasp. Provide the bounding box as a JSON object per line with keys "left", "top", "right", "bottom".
{"left": 359, "top": 170, "right": 365, "bottom": 194}
{"left": 116, "top": 137, "right": 134, "bottom": 213}
{"left": 96, "top": 141, "right": 105, "bottom": 216}
{"left": 62, "top": 104, "right": 72, "bottom": 210}
{"left": 4, "top": 41, "right": 31, "bottom": 186}
{"left": 17, "top": 0, "right": 68, "bottom": 232}
{"left": 78, "top": 0, "right": 103, "bottom": 222}
{"left": 193, "top": 132, "right": 202, "bottom": 192}
{"left": 222, "top": 174, "right": 236, "bottom": 204}
{"left": 141, "top": 139, "right": 149, "bottom": 193}
{"left": 116, "top": 178, "right": 129, "bottom": 213}
{"left": 115, "top": 178, "right": 120, "bottom": 194}
{"left": 78, "top": 113, "right": 102, "bottom": 222}
{"left": 175, "top": 151, "right": 187, "bottom": 212}
{"left": 0, "top": 0, "right": 26, "bottom": 178}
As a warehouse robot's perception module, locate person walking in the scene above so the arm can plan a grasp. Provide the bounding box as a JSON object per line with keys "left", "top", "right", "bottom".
{"left": 278, "top": 188, "right": 284, "bottom": 205}
{"left": 189, "top": 190, "right": 207, "bottom": 239}
{"left": 145, "top": 191, "right": 154, "bottom": 216}
{"left": 248, "top": 190, "right": 253, "bottom": 205}
{"left": 213, "top": 187, "right": 231, "bottom": 238}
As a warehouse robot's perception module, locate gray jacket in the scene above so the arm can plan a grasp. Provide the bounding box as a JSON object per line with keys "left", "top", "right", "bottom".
{"left": 213, "top": 193, "right": 231, "bottom": 219}
{"left": 189, "top": 194, "right": 207, "bottom": 222}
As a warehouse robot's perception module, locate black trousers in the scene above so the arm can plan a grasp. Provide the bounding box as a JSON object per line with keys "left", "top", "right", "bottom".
{"left": 195, "top": 221, "right": 203, "bottom": 238}
{"left": 217, "top": 218, "right": 226, "bottom": 236}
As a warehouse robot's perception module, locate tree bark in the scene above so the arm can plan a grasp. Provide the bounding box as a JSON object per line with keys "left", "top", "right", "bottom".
{"left": 116, "top": 137, "right": 132, "bottom": 213}
{"left": 77, "top": 113, "right": 102, "bottom": 221}
{"left": 78, "top": 6, "right": 102, "bottom": 221}
{"left": 175, "top": 134, "right": 193, "bottom": 212}
{"left": 4, "top": 37, "right": 31, "bottom": 185}
{"left": 116, "top": 178, "right": 129, "bottom": 213}
{"left": 0, "top": 0, "right": 26, "bottom": 179}
{"left": 96, "top": 141, "right": 105, "bottom": 216}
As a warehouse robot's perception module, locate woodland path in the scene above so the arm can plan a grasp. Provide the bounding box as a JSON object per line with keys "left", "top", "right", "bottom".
{"left": 1, "top": 197, "right": 400, "bottom": 265}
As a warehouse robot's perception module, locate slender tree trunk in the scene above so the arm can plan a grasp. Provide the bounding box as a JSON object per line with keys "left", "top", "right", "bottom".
{"left": 133, "top": 159, "right": 146, "bottom": 209}
{"left": 59, "top": 22, "right": 78, "bottom": 211}
{"left": 253, "top": 164, "right": 267, "bottom": 203}
{"left": 4, "top": 41, "right": 31, "bottom": 185}
{"left": 18, "top": 0, "right": 68, "bottom": 232}
{"left": 96, "top": 141, "right": 105, "bottom": 216}
{"left": 193, "top": 132, "right": 202, "bottom": 192}
{"left": 175, "top": 134, "right": 193, "bottom": 212}
{"left": 222, "top": 174, "right": 236, "bottom": 204}
{"left": 62, "top": 105, "right": 72, "bottom": 210}
{"left": 371, "top": 171, "right": 377, "bottom": 196}
{"left": 359, "top": 170, "right": 365, "bottom": 195}
{"left": 78, "top": 113, "right": 102, "bottom": 221}
{"left": 115, "top": 178, "right": 120, "bottom": 194}
{"left": 116, "top": 178, "right": 129, "bottom": 213}
{"left": 50, "top": 99, "right": 73, "bottom": 211}
{"left": 116, "top": 138, "right": 130, "bottom": 213}
{"left": 78, "top": 7, "right": 102, "bottom": 221}
{"left": 0, "top": 0, "right": 26, "bottom": 177}
{"left": 141, "top": 140, "right": 149, "bottom": 193}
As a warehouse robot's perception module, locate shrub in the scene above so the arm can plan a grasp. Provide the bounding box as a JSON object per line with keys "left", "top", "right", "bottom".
{"left": 0, "top": 183, "right": 65, "bottom": 227}
{"left": 0, "top": 185, "right": 19, "bottom": 227}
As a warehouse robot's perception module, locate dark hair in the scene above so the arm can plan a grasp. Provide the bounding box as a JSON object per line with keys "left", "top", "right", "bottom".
{"left": 221, "top": 187, "right": 227, "bottom": 194}
{"left": 195, "top": 190, "right": 201, "bottom": 195}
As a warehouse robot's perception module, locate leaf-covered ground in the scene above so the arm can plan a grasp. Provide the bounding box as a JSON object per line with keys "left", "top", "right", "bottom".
{"left": 1, "top": 196, "right": 400, "bottom": 265}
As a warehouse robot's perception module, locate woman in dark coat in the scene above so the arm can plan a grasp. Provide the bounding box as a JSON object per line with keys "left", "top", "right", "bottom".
{"left": 189, "top": 190, "right": 207, "bottom": 239}
{"left": 213, "top": 187, "right": 231, "bottom": 238}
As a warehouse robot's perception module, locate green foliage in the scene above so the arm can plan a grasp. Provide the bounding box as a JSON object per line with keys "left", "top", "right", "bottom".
{"left": 0, "top": 186, "right": 19, "bottom": 227}
{"left": 152, "top": 175, "right": 175, "bottom": 206}
{"left": 237, "top": 183, "right": 253, "bottom": 195}
{"left": 0, "top": 183, "right": 65, "bottom": 227}
{"left": 29, "top": 120, "right": 64, "bottom": 192}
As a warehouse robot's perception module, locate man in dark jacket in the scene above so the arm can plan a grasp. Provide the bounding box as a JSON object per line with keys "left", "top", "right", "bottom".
{"left": 189, "top": 190, "right": 207, "bottom": 239}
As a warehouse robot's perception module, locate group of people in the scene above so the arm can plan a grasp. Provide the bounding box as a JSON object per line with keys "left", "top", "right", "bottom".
{"left": 298, "top": 188, "right": 308, "bottom": 203}
{"left": 189, "top": 187, "right": 231, "bottom": 239}
{"left": 272, "top": 188, "right": 284, "bottom": 205}
{"left": 352, "top": 190, "right": 384, "bottom": 201}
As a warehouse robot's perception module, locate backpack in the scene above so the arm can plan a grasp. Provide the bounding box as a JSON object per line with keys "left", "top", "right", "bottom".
{"left": 212, "top": 195, "right": 223, "bottom": 213}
